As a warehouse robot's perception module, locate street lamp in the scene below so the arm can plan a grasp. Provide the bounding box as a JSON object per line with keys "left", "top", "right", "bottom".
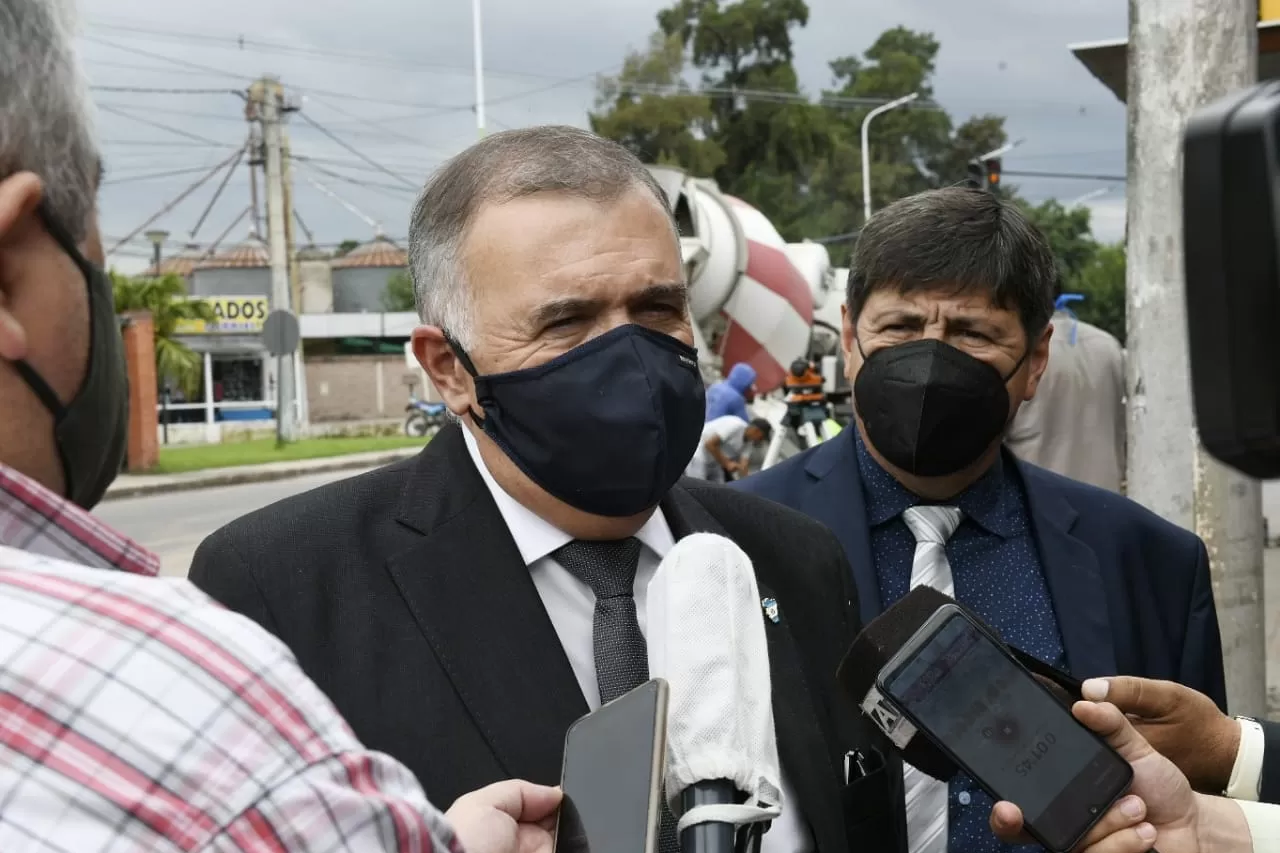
{"left": 144, "top": 229, "right": 169, "bottom": 276}
{"left": 1068, "top": 186, "right": 1112, "bottom": 207}
{"left": 862, "top": 92, "right": 919, "bottom": 223}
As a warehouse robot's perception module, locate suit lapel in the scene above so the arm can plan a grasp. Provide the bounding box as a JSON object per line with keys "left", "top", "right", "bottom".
{"left": 800, "top": 433, "right": 883, "bottom": 624}
{"left": 1015, "top": 459, "right": 1118, "bottom": 677}
{"left": 386, "top": 424, "right": 588, "bottom": 784}
{"left": 662, "top": 486, "right": 847, "bottom": 853}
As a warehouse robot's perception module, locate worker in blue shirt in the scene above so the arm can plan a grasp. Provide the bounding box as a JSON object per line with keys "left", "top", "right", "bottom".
{"left": 705, "top": 362, "right": 757, "bottom": 422}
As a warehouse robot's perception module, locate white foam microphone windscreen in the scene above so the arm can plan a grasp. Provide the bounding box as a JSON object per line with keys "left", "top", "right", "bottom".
{"left": 647, "top": 533, "right": 782, "bottom": 832}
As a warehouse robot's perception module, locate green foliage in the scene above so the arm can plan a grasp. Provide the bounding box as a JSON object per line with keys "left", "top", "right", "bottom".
{"left": 335, "top": 239, "right": 360, "bottom": 257}
{"left": 591, "top": 2, "right": 1128, "bottom": 332}
{"left": 382, "top": 268, "right": 416, "bottom": 312}
{"left": 111, "top": 272, "right": 215, "bottom": 397}
{"left": 1020, "top": 201, "right": 1127, "bottom": 343}
{"left": 1071, "top": 243, "right": 1126, "bottom": 344}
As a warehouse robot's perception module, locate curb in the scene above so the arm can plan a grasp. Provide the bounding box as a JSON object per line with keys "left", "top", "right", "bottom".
{"left": 101, "top": 449, "right": 420, "bottom": 502}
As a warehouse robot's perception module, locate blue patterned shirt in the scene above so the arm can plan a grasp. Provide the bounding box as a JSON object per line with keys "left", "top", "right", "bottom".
{"left": 853, "top": 430, "right": 1066, "bottom": 853}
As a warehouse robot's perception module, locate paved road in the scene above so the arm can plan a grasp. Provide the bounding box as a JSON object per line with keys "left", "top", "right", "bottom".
{"left": 96, "top": 468, "right": 375, "bottom": 578}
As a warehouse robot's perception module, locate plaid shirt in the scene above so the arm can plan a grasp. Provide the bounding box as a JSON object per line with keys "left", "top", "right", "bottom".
{"left": 0, "top": 464, "right": 461, "bottom": 852}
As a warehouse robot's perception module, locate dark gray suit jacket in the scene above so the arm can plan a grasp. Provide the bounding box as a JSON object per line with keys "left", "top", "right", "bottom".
{"left": 190, "top": 424, "right": 904, "bottom": 853}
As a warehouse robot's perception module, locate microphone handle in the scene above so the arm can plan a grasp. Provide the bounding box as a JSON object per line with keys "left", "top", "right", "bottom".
{"left": 679, "top": 780, "right": 739, "bottom": 853}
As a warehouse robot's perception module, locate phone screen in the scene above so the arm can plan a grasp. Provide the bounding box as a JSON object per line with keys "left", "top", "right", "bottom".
{"left": 556, "top": 680, "right": 668, "bottom": 853}
{"left": 880, "top": 609, "right": 1132, "bottom": 852}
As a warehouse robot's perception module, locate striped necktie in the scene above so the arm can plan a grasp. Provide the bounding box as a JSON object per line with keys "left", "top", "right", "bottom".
{"left": 900, "top": 505, "right": 963, "bottom": 853}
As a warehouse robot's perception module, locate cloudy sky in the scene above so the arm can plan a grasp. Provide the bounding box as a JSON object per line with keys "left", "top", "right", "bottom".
{"left": 78, "top": 0, "right": 1129, "bottom": 273}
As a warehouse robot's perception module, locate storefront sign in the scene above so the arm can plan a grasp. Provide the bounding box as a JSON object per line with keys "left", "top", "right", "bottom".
{"left": 174, "top": 296, "right": 270, "bottom": 334}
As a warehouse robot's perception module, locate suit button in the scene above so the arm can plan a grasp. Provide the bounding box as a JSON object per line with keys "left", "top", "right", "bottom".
{"left": 958, "top": 791, "right": 971, "bottom": 806}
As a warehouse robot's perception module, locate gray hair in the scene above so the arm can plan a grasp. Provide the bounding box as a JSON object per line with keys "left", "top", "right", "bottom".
{"left": 407, "top": 125, "right": 674, "bottom": 349}
{"left": 0, "top": 0, "right": 98, "bottom": 242}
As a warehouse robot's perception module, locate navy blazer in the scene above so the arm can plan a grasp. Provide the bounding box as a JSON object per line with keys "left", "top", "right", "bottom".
{"left": 734, "top": 432, "right": 1228, "bottom": 710}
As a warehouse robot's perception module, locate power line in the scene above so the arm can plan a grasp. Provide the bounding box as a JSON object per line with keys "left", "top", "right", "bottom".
{"left": 91, "top": 85, "right": 238, "bottom": 95}
{"left": 107, "top": 147, "right": 244, "bottom": 254}
{"left": 295, "top": 112, "right": 418, "bottom": 189}
{"left": 101, "top": 165, "right": 227, "bottom": 185}
{"left": 98, "top": 103, "right": 229, "bottom": 146}
{"left": 290, "top": 156, "right": 420, "bottom": 195}
{"left": 98, "top": 101, "right": 248, "bottom": 123}
{"left": 189, "top": 143, "right": 248, "bottom": 238}
{"left": 103, "top": 139, "right": 240, "bottom": 148}
{"left": 85, "top": 35, "right": 248, "bottom": 82}
{"left": 1003, "top": 169, "right": 1126, "bottom": 182}
{"left": 87, "top": 19, "right": 614, "bottom": 83}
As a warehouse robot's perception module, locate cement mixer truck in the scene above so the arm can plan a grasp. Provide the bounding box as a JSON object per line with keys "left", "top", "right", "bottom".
{"left": 646, "top": 165, "right": 850, "bottom": 463}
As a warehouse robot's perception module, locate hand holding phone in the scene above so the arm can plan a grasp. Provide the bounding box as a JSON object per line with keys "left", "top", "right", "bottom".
{"left": 877, "top": 605, "right": 1133, "bottom": 853}
{"left": 555, "top": 680, "right": 669, "bottom": 853}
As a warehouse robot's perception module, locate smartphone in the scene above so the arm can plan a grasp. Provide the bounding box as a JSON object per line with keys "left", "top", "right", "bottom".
{"left": 555, "top": 679, "right": 669, "bottom": 853}
{"left": 876, "top": 605, "right": 1132, "bottom": 853}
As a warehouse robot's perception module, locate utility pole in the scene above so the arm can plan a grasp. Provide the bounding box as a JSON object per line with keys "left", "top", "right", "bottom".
{"left": 1127, "top": 0, "right": 1263, "bottom": 715}
{"left": 256, "top": 76, "right": 301, "bottom": 442}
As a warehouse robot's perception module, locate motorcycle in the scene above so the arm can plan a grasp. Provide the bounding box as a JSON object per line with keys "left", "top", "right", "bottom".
{"left": 404, "top": 397, "right": 448, "bottom": 438}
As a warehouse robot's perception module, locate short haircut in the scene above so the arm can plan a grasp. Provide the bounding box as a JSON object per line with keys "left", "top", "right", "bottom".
{"left": 846, "top": 187, "right": 1058, "bottom": 337}
{"left": 407, "top": 125, "right": 676, "bottom": 349}
{"left": 0, "top": 0, "right": 99, "bottom": 241}
{"left": 748, "top": 417, "right": 774, "bottom": 440}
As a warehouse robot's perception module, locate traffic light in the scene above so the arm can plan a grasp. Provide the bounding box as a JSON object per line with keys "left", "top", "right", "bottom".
{"left": 984, "top": 158, "right": 1002, "bottom": 190}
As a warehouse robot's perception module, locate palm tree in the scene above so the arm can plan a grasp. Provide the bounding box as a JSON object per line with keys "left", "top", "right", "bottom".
{"left": 111, "top": 271, "right": 216, "bottom": 396}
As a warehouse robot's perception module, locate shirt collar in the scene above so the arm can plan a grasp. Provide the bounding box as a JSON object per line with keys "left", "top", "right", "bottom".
{"left": 461, "top": 426, "right": 675, "bottom": 565}
{"left": 0, "top": 464, "right": 159, "bottom": 576}
{"left": 853, "top": 428, "right": 1020, "bottom": 539}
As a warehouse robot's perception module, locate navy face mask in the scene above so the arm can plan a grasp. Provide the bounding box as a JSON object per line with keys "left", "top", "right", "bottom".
{"left": 449, "top": 324, "right": 706, "bottom": 517}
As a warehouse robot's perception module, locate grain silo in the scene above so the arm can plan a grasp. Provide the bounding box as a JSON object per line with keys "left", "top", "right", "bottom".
{"left": 329, "top": 235, "right": 408, "bottom": 313}
{"left": 298, "top": 243, "right": 334, "bottom": 314}
{"left": 190, "top": 232, "right": 271, "bottom": 299}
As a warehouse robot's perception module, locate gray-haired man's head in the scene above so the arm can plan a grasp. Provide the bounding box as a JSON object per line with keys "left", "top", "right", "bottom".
{"left": 0, "top": 0, "right": 108, "bottom": 496}
{"left": 407, "top": 125, "right": 690, "bottom": 532}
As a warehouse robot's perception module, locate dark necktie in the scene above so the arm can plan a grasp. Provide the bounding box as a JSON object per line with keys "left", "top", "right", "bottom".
{"left": 553, "top": 538, "right": 681, "bottom": 853}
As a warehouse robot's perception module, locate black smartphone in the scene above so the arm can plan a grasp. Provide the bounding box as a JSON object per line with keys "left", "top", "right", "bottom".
{"left": 876, "top": 605, "right": 1132, "bottom": 853}
{"left": 555, "top": 679, "right": 669, "bottom": 853}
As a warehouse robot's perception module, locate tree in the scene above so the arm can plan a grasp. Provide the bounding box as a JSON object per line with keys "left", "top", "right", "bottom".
{"left": 590, "top": 32, "right": 726, "bottom": 176}
{"left": 335, "top": 239, "right": 360, "bottom": 257}
{"left": 591, "top": 8, "right": 1018, "bottom": 257}
{"left": 111, "top": 272, "right": 215, "bottom": 396}
{"left": 1071, "top": 243, "right": 1126, "bottom": 344}
{"left": 382, "top": 268, "right": 416, "bottom": 312}
{"left": 1021, "top": 199, "right": 1097, "bottom": 284}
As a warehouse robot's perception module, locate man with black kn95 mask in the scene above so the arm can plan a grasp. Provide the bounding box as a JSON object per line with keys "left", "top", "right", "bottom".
{"left": 737, "top": 186, "right": 1225, "bottom": 853}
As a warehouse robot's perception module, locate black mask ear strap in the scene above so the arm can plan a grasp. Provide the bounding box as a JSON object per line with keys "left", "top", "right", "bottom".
{"left": 13, "top": 360, "right": 66, "bottom": 419}
{"left": 1001, "top": 345, "right": 1033, "bottom": 383}
{"left": 441, "top": 330, "right": 486, "bottom": 428}
{"left": 442, "top": 330, "right": 480, "bottom": 378}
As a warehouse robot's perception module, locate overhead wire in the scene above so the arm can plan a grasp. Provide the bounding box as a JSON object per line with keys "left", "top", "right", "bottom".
{"left": 188, "top": 143, "right": 248, "bottom": 239}
{"left": 294, "top": 112, "right": 418, "bottom": 189}
{"left": 102, "top": 165, "right": 228, "bottom": 185}
{"left": 91, "top": 85, "right": 240, "bottom": 95}
{"left": 290, "top": 156, "right": 419, "bottom": 195}
{"left": 107, "top": 147, "right": 244, "bottom": 254}
{"left": 98, "top": 103, "right": 230, "bottom": 146}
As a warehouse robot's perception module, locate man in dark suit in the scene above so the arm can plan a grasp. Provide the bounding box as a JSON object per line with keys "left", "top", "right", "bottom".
{"left": 191, "top": 126, "right": 900, "bottom": 853}
{"left": 735, "top": 187, "right": 1225, "bottom": 853}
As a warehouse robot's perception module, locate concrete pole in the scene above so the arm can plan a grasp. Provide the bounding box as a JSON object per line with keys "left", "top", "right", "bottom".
{"left": 260, "top": 77, "right": 300, "bottom": 442}
{"left": 1127, "top": 0, "right": 1263, "bottom": 715}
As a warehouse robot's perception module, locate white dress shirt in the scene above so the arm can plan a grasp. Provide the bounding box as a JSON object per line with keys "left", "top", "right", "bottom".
{"left": 462, "top": 427, "right": 813, "bottom": 853}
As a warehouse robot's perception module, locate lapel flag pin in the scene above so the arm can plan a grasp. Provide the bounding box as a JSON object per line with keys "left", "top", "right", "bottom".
{"left": 761, "top": 597, "right": 780, "bottom": 624}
